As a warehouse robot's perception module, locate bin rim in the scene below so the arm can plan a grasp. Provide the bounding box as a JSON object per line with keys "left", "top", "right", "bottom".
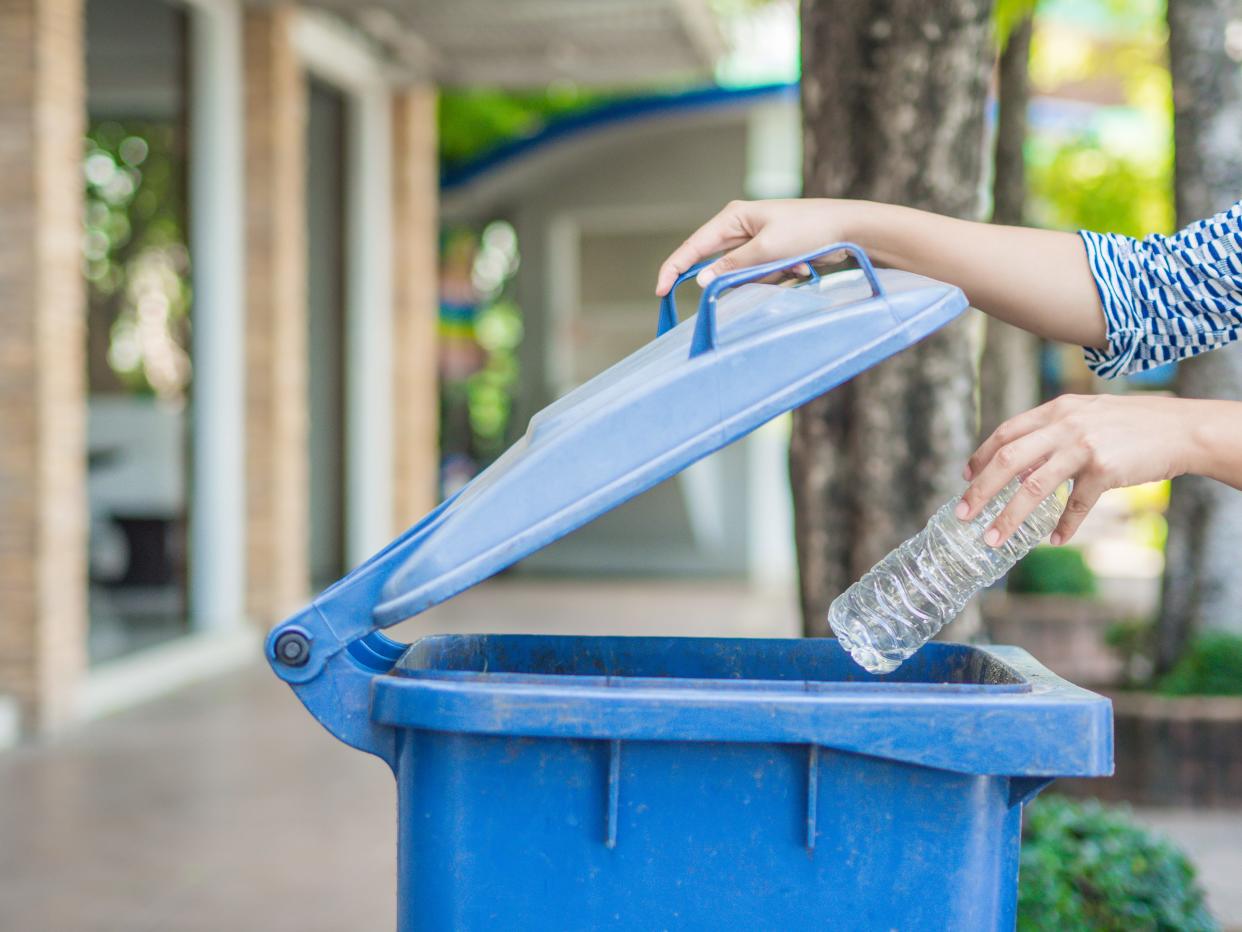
{"left": 369, "top": 636, "right": 1113, "bottom": 780}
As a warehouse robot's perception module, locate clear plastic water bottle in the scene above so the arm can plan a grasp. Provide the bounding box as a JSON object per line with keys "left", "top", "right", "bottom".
{"left": 829, "top": 479, "right": 1066, "bottom": 674}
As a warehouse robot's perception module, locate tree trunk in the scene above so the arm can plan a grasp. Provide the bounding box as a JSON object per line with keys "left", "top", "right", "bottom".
{"left": 1155, "top": 0, "right": 1242, "bottom": 672}
{"left": 795, "top": 0, "right": 994, "bottom": 637}
{"left": 979, "top": 14, "right": 1040, "bottom": 442}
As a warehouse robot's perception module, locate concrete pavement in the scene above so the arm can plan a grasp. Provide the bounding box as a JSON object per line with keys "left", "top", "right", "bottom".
{"left": 2, "top": 579, "right": 1237, "bottom": 929}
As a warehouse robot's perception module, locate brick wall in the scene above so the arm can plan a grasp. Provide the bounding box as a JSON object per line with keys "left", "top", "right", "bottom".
{"left": 391, "top": 86, "right": 441, "bottom": 531}
{"left": 0, "top": 0, "right": 88, "bottom": 731}
{"left": 244, "top": 6, "right": 309, "bottom": 625}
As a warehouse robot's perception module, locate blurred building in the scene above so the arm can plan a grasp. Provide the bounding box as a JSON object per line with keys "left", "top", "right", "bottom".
{"left": 442, "top": 84, "right": 801, "bottom": 580}
{"left": 0, "top": 0, "right": 722, "bottom": 738}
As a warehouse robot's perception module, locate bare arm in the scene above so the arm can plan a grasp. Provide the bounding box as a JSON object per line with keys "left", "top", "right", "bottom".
{"left": 659, "top": 198, "right": 1242, "bottom": 548}
{"left": 1190, "top": 400, "right": 1242, "bottom": 490}
{"left": 655, "top": 198, "right": 1108, "bottom": 349}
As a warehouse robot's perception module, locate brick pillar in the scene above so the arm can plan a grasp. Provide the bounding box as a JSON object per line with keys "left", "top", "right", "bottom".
{"left": 243, "top": 7, "right": 309, "bottom": 625}
{"left": 0, "top": 0, "right": 88, "bottom": 731}
{"left": 391, "top": 86, "right": 441, "bottom": 530}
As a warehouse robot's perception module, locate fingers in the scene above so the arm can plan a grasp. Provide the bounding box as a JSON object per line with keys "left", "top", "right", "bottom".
{"left": 957, "top": 425, "right": 1063, "bottom": 521}
{"left": 655, "top": 202, "right": 752, "bottom": 295}
{"left": 963, "top": 399, "right": 1062, "bottom": 482}
{"left": 1049, "top": 479, "right": 1105, "bottom": 545}
{"left": 983, "top": 453, "right": 1076, "bottom": 546}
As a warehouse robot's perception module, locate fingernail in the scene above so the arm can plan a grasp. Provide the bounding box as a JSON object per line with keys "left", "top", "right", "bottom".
{"left": 984, "top": 528, "right": 1000, "bottom": 547}
{"left": 954, "top": 501, "right": 969, "bottom": 520}
{"left": 962, "top": 465, "right": 972, "bottom": 481}
{"left": 1050, "top": 532, "right": 1062, "bottom": 546}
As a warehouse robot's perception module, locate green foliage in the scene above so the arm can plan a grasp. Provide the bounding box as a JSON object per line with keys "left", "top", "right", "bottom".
{"left": 1105, "top": 617, "right": 1156, "bottom": 686}
{"left": 995, "top": 0, "right": 1039, "bottom": 51}
{"left": 84, "top": 120, "right": 191, "bottom": 398}
{"left": 1158, "top": 632, "right": 1242, "bottom": 697}
{"left": 466, "top": 298, "right": 524, "bottom": 460}
{"left": 439, "top": 87, "right": 617, "bottom": 171}
{"left": 1019, "top": 795, "right": 1217, "bottom": 931}
{"left": 1106, "top": 617, "right": 1152, "bottom": 652}
{"left": 1008, "top": 545, "right": 1097, "bottom": 596}
{"left": 438, "top": 221, "right": 525, "bottom": 467}
{"left": 1028, "top": 137, "right": 1173, "bottom": 238}
{"left": 1026, "top": 0, "right": 1174, "bottom": 238}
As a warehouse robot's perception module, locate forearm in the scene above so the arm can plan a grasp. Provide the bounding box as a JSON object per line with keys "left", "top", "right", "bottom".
{"left": 833, "top": 200, "right": 1108, "bottom": 349}
{"left": 1182, "top": 399, "right": 1242, "bottom": 490}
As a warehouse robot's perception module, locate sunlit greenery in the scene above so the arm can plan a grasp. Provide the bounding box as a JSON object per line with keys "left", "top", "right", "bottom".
{"left": 994, "top": 0, "right": 1038, "bottom": 50}
{"left": 83, "top": 121, "right": 191, "bottom": 400}
{"left": 439, "top": 88, "right": 616, "bottom": 173}
{"left": 1026, "top": 0, "right": 1174, "bottom": 237}
{"left": 443, "top": 221, "right": 524, "bottom": 466}
{"left": 1029, "top": 139, "right": 1173, "bottom": 236}
{"left": 1160, "top": 632, "right": 1242, "bottom": 697}
{"left": 1009, "top": 545, "right": 1098, "bottom": 596}
{"left": 1019, "top": 795, "right": 1216, "bottom": 930}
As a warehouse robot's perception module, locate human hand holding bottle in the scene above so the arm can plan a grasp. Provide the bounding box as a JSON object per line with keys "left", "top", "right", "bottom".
{"left": 958, "top": 394, "right": 1242, "bottom": 547}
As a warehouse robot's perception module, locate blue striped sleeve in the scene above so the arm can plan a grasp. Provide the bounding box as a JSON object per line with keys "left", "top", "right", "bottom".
{"left": 1078, "top": 198, "right": 1242, "bottom": 379}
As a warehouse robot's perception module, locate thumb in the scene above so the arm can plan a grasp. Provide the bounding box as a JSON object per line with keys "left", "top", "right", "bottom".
{"left": 696, "top": 238, "right": 770, "bottom": 288}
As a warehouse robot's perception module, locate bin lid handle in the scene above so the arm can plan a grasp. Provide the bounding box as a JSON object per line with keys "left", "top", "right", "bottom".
{"left": 691, "top": 242, "right": 885, "bottom": 356}
{"left": 656, "top": 258, "right": 715, "bottom": 337}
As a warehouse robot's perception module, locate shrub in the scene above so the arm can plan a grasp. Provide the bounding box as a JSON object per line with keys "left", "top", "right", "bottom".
{"left": 1158, "top": 631, "right": 1242, "bottom": 697}
{"left": 1105, "top": 618, "right": 1156, "bottom": 687}
{"left": 1008, "top": 545, "right": 1097, "bottom": 597}
{"left": 1018, "top": 795, "right": 1216, "bottom": 931}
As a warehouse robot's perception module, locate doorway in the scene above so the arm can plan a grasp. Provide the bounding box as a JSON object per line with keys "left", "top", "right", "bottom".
{"left": 84, "top": 0, "right": 192, "bottom": 662}
{"left": 306, "top": 78, "right": 349, "bottom": 589}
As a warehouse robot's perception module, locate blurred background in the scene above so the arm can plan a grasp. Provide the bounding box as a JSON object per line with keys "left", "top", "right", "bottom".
{"left": 2, "top": 0, "right": 1241, "bottom": 928}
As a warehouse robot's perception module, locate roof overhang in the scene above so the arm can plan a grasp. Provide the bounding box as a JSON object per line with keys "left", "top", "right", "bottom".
{"left": 441, "top": 83, "right": 797, "bottom": 220}
{"left": 304, "top": 0, "right": 725, "bottom": 88}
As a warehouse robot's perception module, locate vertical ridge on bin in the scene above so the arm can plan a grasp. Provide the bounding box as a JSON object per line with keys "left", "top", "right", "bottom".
{"left": 806, "top": 745, "right": 819, "bottom": 852}
{"left": 606, "top": 739, "right": 622, "bottom": 849}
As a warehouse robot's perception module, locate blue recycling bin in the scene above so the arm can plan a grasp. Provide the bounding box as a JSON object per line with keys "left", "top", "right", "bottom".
{"left": 268, "top": 244, "right": 1113, "bottom": 931}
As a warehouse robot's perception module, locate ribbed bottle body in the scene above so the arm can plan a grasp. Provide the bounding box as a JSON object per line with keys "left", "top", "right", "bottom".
{"left": 830, "top": 480, "right": 1063, "bottom": 674}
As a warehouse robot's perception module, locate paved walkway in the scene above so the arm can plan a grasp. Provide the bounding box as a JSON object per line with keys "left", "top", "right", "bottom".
{"left": 0, "top": 579, "right": 797, "bottom": 931}
{"left": 1129, "top": 808, "right": 1242, "bottom": 930}
{"left": 1, "top": 579, "right": 1238, "bottom": 929}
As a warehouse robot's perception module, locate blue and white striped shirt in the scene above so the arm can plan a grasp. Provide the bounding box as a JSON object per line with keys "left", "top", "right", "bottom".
{"left": 1079, "top": 198, "right": 1242, "bottom": 378}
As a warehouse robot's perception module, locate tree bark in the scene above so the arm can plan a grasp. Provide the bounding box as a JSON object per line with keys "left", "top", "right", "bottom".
{"left": 1155, "top": 0, "right": 1242, "bottom": 672}
{"left": 795, "top": 0, "right": 994, "bottom": 636}
{"left": 979, "top": 14, "right": 1040, "bottom": 442}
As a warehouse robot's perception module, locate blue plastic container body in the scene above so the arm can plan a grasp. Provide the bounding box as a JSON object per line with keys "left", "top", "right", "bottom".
{"left": 266, "top": 246, "right": 1113, "bottom": 931}
{"left": 381, "top": 635, "right": 1110, "bottom": 931}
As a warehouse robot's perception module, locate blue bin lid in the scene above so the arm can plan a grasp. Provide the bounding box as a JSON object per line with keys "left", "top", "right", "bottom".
{"left": 374, "top": 244, "right": 968, "bottom": 627}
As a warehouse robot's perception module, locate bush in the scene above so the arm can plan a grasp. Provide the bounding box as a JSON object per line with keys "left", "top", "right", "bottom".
{"left": 1158, "top": 631, "right": 1242, "bottom": 697}
{"left": 1105, "top": 618, "right": 1156, "bottom": 687}
{"left": 1019, "top": 795, "right": 1216, "bottom": 931}
{"left": 1008, "top": 545, "right": 1097, "bottom": 597}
